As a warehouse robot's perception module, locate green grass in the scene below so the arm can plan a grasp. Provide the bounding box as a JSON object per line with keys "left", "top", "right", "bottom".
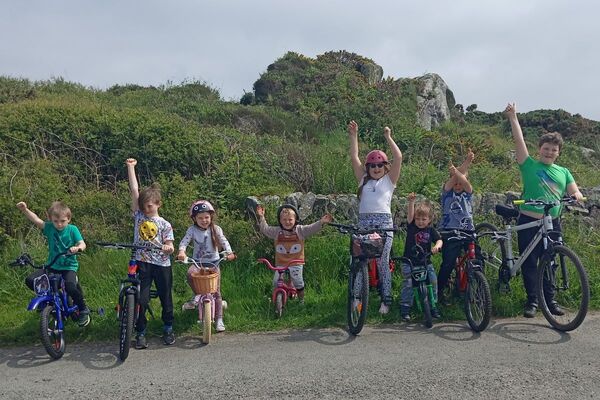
{"left": 1, "top": 219, "right": 598, "bottom": 347}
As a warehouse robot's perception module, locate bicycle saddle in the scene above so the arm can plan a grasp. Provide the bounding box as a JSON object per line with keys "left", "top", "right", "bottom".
{"left": 495, "top": 204, "right": 519, "bottom": 221}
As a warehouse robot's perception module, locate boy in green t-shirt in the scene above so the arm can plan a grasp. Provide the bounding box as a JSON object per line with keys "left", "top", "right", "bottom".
{"left": 504, "top": 102, "right": 584, "bottom": 318}
{"left": 16, "top": 201, "right": 90, "bottom": 327}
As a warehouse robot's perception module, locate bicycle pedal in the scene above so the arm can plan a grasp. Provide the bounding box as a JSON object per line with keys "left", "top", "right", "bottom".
{"left": 498, "top": 283, "right": 511, "bottom": 294}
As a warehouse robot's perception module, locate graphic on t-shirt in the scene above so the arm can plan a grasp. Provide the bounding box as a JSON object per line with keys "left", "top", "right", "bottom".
{"left": 415, "top": 230, "right": 431, "bottom": 246}
{"left": 460, "top": 217, "right": 473, "bottom": 230}
{"left": 536, "top": 170, "right": 561, "bottom": 199}
{"left": 139, "top": 220, "right": 158, "bottom": 241}
{"left": 276, "top": 243, "right": 302, "bottom": 254}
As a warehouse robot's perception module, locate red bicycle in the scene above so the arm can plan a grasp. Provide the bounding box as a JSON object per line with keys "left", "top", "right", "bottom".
{"left": 441, "top": 230, "right": 492, "bottom": 332}
{"left": 257, "top": 258, "right": 303, "bottom": 318}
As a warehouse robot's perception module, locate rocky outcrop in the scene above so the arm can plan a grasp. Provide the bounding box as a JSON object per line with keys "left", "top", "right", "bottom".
{"left": 415, "top": 73, "right": 455, "bottom": 131}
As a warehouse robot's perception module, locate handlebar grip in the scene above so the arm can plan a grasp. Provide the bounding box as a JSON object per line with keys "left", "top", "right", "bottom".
{"left": 512, "top": 200, "right": 525, "bottom": 205}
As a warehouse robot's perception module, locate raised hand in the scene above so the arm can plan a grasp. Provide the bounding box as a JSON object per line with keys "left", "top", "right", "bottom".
{"left": 256, "top": 205, "right": 265, "bottom": 217}
{"left": 348, "top": 120, "right": 358, "bottom": 137}
{"left": 16, "top": 201, "right": 28, "bottom": 211}
{"left": 407, "top": 192, "right": 416, "bottom": 202}
{"left": 383, "top": 126, "right": 391, "bottom": 140}
{"left": 125, "top": 158, "right": 137, "bottom": 167}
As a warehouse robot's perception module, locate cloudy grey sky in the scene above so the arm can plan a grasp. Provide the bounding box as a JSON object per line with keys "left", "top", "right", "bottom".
{"left": 2, "top": 0, "right": 599, "bottom": 120}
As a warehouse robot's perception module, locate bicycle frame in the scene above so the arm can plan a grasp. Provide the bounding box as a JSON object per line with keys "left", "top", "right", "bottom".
{"left": 256, "top": 258, "right": 302, "bottom": 310}
{"left": 28, "top": 272, "right": 78, "bottom": 330}
{"left": 495, "top": 213, "right": 557, "bottom": 279}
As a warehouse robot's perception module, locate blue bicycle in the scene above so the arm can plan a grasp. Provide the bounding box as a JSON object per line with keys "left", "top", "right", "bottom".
{"left": 10, "top": 251, "right": 86, "bottom": 359}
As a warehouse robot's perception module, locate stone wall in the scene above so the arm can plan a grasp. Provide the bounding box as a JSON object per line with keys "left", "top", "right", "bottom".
{"left": 246, "top": 187, "right": 600, "bottom": 227}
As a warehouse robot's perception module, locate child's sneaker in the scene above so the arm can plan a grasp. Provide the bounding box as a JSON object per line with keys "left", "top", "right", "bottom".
{"left": 379, "top": 302, "right": 390, "bottom": 315}
{"left": 135, "top": 334, "right": 148, "bottom": 349}
{"left": 400, "top": 305, "right": 411, "bottom": 322}
{"left": 77, "top": 308, "right": 91, "bottom": 327}
{"left": 182, "top": 300, "right": 197, "bottom": 310}
{"left": 163, "top": 329, "right": 175, "bottom": 345}
{"left": 215, "top": 318, "right": 226, "bottom": 332}
{"left": 221, "top": 300, "right": 228, "bottom": 310}
{"left": 431, "top": 307, "right": 441, "bottom": 319}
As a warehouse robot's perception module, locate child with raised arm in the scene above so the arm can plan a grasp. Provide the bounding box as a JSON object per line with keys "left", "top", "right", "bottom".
{"left": 348, "top": 121, "right": 402, "bottom": 314}
{"left": 125, "top": 158, "right": 175, "bottom": 348}
{"left": 437, "top": 150, "right": 475, "bottom": 304}
{"left": 400, "top": 193, "right": 442, "bottom": 322}
{"left": 176, "top": 200, "right": 235, "bottom": 332}
{"left": 504, "top": 103, "right": 584, "bottom": 318}
{"left": 256, "top": 204, "right": 332, "bottom": 304}
{"left": 16, "top": 201, "right": 90, "bottom": 327}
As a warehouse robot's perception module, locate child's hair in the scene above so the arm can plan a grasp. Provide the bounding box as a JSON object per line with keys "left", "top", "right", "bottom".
{"left": 279, "top": 208, "right": 296, "bottom": 220}
{"left": 539, "top": 131, "right": 564, "bottom": 150}
{"left": 47, "top": 201, "right": 71, "bottom": 219}
{"left": 138, "top": 183, "right": 162, "bottom": 210}
{"left": 414, "top": 199, "right": 435, "bottom": 222}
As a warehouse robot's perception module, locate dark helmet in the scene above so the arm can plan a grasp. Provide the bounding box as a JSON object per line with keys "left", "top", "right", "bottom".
{"left": 189, "top": 200, "right": 215, "bottom": 219}
{"left": 277, "top": 204, "right": 300, "bottom": 229}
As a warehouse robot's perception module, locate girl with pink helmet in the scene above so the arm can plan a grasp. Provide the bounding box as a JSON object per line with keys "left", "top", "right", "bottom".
{"left": 176, "top": 200, "right": 234, "bottom": 332}
{"left": 347, "top": 121, "right": 403, "bottom": 314}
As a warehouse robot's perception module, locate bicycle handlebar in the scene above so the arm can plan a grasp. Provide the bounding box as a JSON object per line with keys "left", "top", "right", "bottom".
{"left": 513, "top": 196, "right": 586, "bottom": 209}
{"left": 9, "top": 250, "right": 76, "bottom": 269}
{"left": 96, "top": 241, "right": 159, "bottom": 251}
{"left": 176, "top": 251, "right": 235, "bottom": 269}
{"left": 257, "top": 258, "right": 304, "bottom": 272}
{"left": 328, "top": 222, "right": 399, "bottom": 235}
{"left": 439, "top": 229, "right": 477, "bottom": 242}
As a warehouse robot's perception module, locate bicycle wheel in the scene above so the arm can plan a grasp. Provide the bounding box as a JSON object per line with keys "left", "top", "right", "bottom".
{"left": 347, "top": 260, "right": 369, "bottom": 335}
{"left": 202, "top": 301, "right": 212, "bottom": 344}
{"left": 275, "top": 292, "right": 284, "bottom": 318}
{"left": 538, "top": 245, "right": 589, "bottom": 332}
{"left": 40, "top": 304, "right": 65, "bottom": 360}
{"left": 464, "top": 268, "right": 492, "bottom": 332}
{"left": 420, "top": 283, "right": 433, "bottom": 329}
{"left": 475, "top": 222, "right": 506, "bottom": 289}
{"left": 118, "top": 293, "right": 135, "bottom": 361}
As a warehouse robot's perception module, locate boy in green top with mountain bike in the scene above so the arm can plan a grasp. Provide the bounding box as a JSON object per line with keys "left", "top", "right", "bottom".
{"left": 504, "top": 102, "right": 584, "bottom": 318}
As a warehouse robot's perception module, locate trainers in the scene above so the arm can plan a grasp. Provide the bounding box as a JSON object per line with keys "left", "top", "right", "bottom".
{"left": 215, "top": 318, "right": 226, "bottom": 332}
{"left": 548, "top": 302, "right": 565, "bottom": 316}
{"left": 431, "top": 308, "right": 441, "bottom": 319}
{"left": 182, "top": 300, "right": 197, "bottom": 310}
{"left": 379, "top": 302, "right": 390, "bottom": 315}
{"left": 400, "top": 306, "right": 411, "bottom": 322}
{"left": 221, "top": 300, "right": 228, "bottom": 310}
{"left": 523, "top": 303, "right": 537, "bottom": 318}
{"left": 77, "top": 308, "right": 91, "bottom": 327}
{"left": 135, "top": 334, "right": 148, "bottom": 349}
{"left": 163, "top": 329, "right": 175, "bottom": 345}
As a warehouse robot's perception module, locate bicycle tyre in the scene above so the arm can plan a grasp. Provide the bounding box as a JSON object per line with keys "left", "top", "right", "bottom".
{"left": 538, "top": 245, "right": 589, "bottom": 332}
{"left": 464, "top": 269, "right": 492, "bottom": 332}
{"left": 420, "top": 283, "right": 433, "bottom": 329}
{"left": 347, "top": 260, "right": 369, "bottom": 335}
{"left": 118, "top": 293, "right": 135, "bottom": 361}
{"left": 202, "top": 301, "right": 212, "bottom": 344}
{"left": 275, "top": 292, "right": 284, "bottom": 318}
{"left": 40, "top": 304, "right": 65, "bottom": 360}
{"left": 475, "top": 222, "right": 507, "bottom": 289}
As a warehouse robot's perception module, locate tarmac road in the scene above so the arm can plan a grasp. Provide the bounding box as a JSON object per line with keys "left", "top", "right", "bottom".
{"left": 1, "top": 313, "right": 599, "bottom": 400}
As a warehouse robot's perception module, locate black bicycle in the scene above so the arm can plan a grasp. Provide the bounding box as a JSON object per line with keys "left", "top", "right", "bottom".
{"left": 97, "top": 242, "right": 160, "bottom": 361}
{"left": 329, "top": 223, "right": 398, "bottom": 335}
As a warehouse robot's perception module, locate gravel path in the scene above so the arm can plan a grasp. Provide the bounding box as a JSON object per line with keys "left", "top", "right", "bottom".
{"left": 1, "top": 313, "right": 599, "bottom": 399}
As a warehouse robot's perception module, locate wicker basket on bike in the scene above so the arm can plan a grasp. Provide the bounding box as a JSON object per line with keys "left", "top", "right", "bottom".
{"left": 352, "top": 232, "right": 385, "bottom": 258}
{"left": 188, "top": 267, "right": 219, "bottom": 295}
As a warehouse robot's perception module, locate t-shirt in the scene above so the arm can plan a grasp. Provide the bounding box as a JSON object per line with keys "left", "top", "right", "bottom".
{"left": 519, "top": 156, "right": 574, "bottom": 218}
{"left": 439, "top": 188, "right": 474, "bottom": 231}
{"left": 133, "top": 210, "right": 174, "bottom": 267}
{"left": 43, "top": 221, "right": 83, "bottom": 271}
{"left": 178, "top": 224, "right": 232, "bottom": 263}
{"left": 358, "top": 174, "right": 395, "bottom": 214}
{"left": 402, "top": 222, "right": 441, "bottom": 265}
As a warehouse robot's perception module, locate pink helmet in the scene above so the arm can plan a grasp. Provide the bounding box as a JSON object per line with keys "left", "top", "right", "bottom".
{"left": 189, "top": 200, "right": 215, "bottom": 218}
{"left": 365, "top": 150, "right": 388, "bottom": 165}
